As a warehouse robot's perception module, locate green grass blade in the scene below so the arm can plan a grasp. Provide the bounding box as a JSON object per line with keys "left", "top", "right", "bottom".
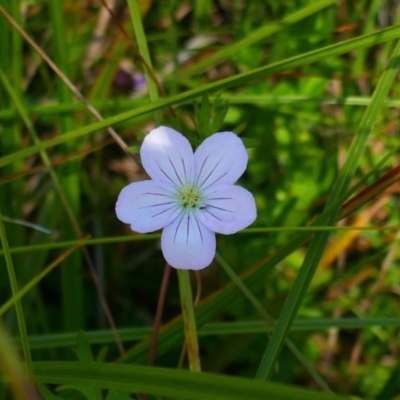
{"left": 2, "top": 24, "right": 400, "bottom": 169}
{"left": 0, "top": 207, "right": 32, "bottom": 375}
{"left": 3, "top": 221, "right": 399, "bottom": 256}
{"left": 255, "top": 38, "right": 400, "bottom": 380}
{"left": 2, "top": 94, "right": 400, "bottom": 122}
{"left": 19, "top": 317, "right": 400, "bottom": 350}
{"left": 32, "top": 361, "right": 353, "bottom": 400}
{"left": 127, "top": 0, "right": 162, "bottom": 124}
{"left": 0, "top": 234, "right": 160, "bottom": 255}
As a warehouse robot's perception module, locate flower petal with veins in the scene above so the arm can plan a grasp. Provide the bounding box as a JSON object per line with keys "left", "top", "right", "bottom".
{"left": 116, "top": 180, "right": 180, "bottom": 233}
{"left": 198, "top": 185, "right": 257, "bottom": 234}
{"left": 141, "top": 126, "right": 195, "bottom": 187}
{"left": 194, "top": 131, "right": 248, "bottom": 189}
{"left": 161, "top": 212, "right": 216, "bottom": 270}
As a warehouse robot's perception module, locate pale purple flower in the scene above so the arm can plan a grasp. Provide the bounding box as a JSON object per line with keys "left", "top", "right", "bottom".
{"left": 115, "top": 126, "right": 256, "bottom": 270}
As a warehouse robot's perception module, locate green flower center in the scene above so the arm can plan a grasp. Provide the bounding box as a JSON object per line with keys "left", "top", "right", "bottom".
{"left": 178, "top": 182, "right": 202, "bottom": 208}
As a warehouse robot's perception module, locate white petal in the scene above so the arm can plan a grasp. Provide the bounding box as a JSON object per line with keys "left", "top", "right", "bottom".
{"left": 116, "top": 180, "right": 180, "bottom": 233}
{"left": 161, "top": 212, "right": 216, "bottom": 270}
{"left": 194, "top": 132, "right": 248, "bottom": 189}
{"left": 198, "top": 185, "right": 257, "bottom": 234}
{"left": 141, "top": 126, "right": 195, "bottom": 187}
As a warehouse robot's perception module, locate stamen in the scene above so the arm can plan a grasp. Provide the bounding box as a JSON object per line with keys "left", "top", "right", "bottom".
{"left": 178, "top": 182, "right": 202, "bottom": 208}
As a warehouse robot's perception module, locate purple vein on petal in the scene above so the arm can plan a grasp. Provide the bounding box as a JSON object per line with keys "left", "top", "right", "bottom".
{"left": 168, "top": 156, "right": 183, "bottom": 185}
{"left": 206, "top": 204, "right": 233, "bottom": 213}
{"left": 152, "top": 205, "right": 178, "bottom": 218}
{"left": 202, "top": 171, "right": 228, "bottom": 190}
{"left": 181, "top": 156, "right": 187, "bottom": 182}
{"left": 205, "top": 197, "right": 233, "bottom": 201}
{"left": 139, "top": 201, "right": 175, "bottom": 209}
{"left": 186, "top": 213, "right": 190, "bottom": 246}
{"left": 145, "top": 192, "right": 174, "bottom": 197}
{"left": 174, "top": 212, "right": 185, "bottom": 243}
{"left": 156, "top": 162, "right": 178, "bottom": 187}
{"left": 196, "top": 155, "right": 209, "bottom": 185}
{"left": 193, "top": 214, "right": 204, "bottom": 244}
{"left": 204, "top": 209, "right": 223, "bottom": 221}
{"left": 199, "top": 156, "right": 223, "bottom": 188}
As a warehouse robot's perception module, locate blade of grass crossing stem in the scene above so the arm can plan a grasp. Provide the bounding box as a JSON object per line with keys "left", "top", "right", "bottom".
{"left": 177, "top": 270, "right": 201, "bottom": 372}
{"left": 0, "top": 206, "right": 32, "bottom": 376}
{"left": 255, "top": 38, "right": 400, "bottom": 380}
{"left": 49, "top": 0, "right": 83, "bottom": 331}
{"left": 176, "top": 0, "right": 337, "bottom": 80}
{"left": 126, "top": 0, "right": 162, "bottom": 124}
{"left": 2, "top": 24, "right": 400, "bottom": 169}
{"left": 215, "top": 253, "right": 332, "bottom": 393}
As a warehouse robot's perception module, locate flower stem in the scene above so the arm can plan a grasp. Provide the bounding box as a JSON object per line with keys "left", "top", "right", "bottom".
{"left": 177, "top": 269, "right": 201, "bottom": 372}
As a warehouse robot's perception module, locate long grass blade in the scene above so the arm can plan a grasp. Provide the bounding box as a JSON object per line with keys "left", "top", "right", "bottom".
{"left": 32, "top": 361, "right": 353, "bottom": 400}
{"left": 255, "top": 38, "right": 400, "bottom": 380}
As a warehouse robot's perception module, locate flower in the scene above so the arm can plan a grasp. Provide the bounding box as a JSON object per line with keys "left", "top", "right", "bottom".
{"left": 115, "top": 126, "right": 257, "bottom": 270}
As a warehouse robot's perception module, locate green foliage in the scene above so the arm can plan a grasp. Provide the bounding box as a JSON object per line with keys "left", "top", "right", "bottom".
{"left": 192, "top": 94, "right": 229, "bottom": 144}
{"left": 1, "top": 1, "right": 400, "bottom": 399}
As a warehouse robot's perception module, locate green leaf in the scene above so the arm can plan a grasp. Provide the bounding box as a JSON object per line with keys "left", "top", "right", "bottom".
{"left": 210, "top": 99, "right": 229, "bottom": 133}
{"left": 96, "top": 346, "right": 108, "bottom": 362}
{"left": 195, "top": 94, "right": 212, "bottom": 138}
{"left": 69, "top": 332, "right": 102, "bottom": 400}
{"left": 75, "top": 331, "right": 94, "bottom": 362}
